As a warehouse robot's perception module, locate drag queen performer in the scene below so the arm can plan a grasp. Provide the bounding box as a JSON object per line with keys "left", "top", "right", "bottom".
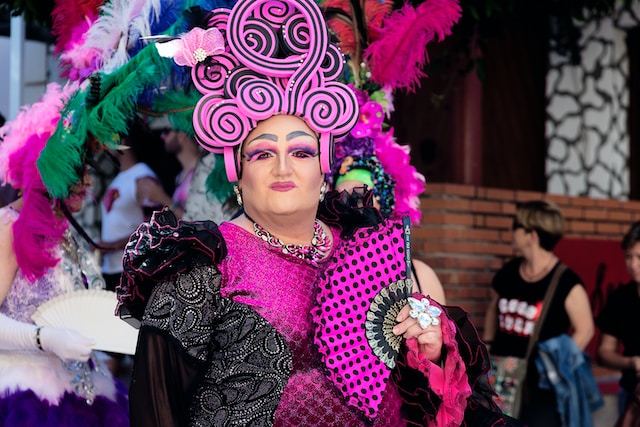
{"left": 117, "top": 0, "right": 515, "bottom": 425}
{"left": 0, "top": 83, "right": 128, "bottom": 426}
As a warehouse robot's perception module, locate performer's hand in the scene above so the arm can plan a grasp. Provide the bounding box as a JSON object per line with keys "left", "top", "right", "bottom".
{"left": 40, "top": 327, "right": 95, "bottom": 362}
{"left": 394, "top": 304, "right": 443, "bottom": 363}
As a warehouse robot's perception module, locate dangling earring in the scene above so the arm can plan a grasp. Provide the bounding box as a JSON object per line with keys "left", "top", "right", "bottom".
{"left": 234, "top": 185, "right": 243, "bottom": 206}
{"left": 319, "top": 182, "right": 327, "bottom": 202}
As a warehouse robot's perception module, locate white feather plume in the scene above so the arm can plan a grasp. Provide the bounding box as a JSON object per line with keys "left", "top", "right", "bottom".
{"left": 82, "top": 0, "right": 163, "bottom": 73}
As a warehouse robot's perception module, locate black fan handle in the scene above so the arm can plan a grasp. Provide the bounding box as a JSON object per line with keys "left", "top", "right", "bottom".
{"left": 402, "top": 216, "right": 412, "bottom": 294}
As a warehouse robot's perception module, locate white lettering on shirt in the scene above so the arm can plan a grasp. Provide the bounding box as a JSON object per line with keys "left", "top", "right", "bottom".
{"left": 497, "top": 297, "right": 543, "bottom": 337}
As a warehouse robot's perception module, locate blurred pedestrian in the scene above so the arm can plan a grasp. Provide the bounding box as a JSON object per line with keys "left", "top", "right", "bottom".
{"left": 596, "top": 221, "right": 640, "bottom": 420}
{"left": 98, "top": 119, "right": 173, "bottom": 292}
{"left": 150, "top": 115, "right": 200, "bottom": 218}
{"left": 483, "top": 200, "right": 596, "bottom": 426}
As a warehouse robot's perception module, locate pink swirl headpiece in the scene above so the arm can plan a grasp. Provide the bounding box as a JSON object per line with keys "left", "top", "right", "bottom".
{"left": 169, "top": 0, "right": 359, "bottom": 182}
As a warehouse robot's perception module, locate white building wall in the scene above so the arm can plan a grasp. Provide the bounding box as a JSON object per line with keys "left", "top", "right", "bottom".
{"left": 0, "top": 37, "right": 58, "bottom": 120}
{"left": 546, "top": 4, "right": 640, "bottom": 198}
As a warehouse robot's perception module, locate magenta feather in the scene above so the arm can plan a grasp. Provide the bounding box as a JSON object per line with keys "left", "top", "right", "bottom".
{"left": 363, "top": 0, "right": 461, "bottom": 92}
{"left": 0, "top": 82, "right": 77, "bottom": 280}
{"left": 51, "top": 0, "right": 104, "bottom": 53}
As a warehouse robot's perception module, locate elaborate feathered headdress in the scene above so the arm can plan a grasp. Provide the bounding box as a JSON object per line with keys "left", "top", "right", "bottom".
{"left": 323, "top": 0, "right": 461, "bottom": 224}
{"left": 156, "top": 0, "right": 360, "bottom": 182}
{"left": 38, "top": 43, "right": 173, "bottom": 199}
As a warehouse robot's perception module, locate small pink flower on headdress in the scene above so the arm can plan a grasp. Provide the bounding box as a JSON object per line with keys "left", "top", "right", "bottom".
{"left": 348, "top": 84, "right": 385, "bottom": 139}
{"left": 156, "top": 28, "right": 225, "bottom": 67}
{"left": 351, "top": 101, "right": 384, "bottom": 139}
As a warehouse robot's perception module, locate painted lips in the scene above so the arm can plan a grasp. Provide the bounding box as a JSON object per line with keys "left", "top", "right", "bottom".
{"left": 270, "top": 182, "right": 296, "bottom": 191}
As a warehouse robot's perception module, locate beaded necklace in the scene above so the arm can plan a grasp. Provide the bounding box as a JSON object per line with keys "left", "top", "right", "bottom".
{"left": 244, "top": 212, "right": 331, "bottom": 265}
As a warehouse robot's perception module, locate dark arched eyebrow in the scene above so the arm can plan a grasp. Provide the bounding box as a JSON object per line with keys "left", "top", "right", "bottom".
{"left": 247, "top": 133, "right": 277, "bottom": 144}
{"left": 246, "top": 130, "right": 315, "bottom": 145}
{"left": 286, "top": 130, "right": 314, "bottom": 141}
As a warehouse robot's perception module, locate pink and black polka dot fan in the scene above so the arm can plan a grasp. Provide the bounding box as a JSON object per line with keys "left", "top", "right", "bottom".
{"left": 313, "top": 216, "right": 415, "bottom": 420}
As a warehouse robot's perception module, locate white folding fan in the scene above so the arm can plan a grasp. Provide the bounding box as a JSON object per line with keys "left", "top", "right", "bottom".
{"left": 31, "top": 289, "right": 139, "bottom": 355}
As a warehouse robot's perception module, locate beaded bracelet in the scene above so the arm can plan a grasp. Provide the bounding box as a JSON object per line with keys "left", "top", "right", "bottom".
{"left": 35, "top": 326, "right": 44, "bottom": 351}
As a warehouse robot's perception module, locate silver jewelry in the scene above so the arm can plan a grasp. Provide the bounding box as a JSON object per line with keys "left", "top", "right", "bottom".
{"left": 319, "top": 182, "right": 327, "bottom": 202}
{"left": 62, "top": 358, "right": 96, "bottom": 404}
{"left": 233, "top": 185, "right": 243, "bottom": 206}
{"left": 408, "top": 296, "right": 442, "bottom": 329}
{"left": 245, "top": 212, "right": 330, "bottom": 265}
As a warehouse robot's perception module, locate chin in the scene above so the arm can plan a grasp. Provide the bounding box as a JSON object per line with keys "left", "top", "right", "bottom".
{"left": 68, "top": 204, "right": 83, "bottom": 213}
{"left": 264, "top": 194, "right": 315, "bottom": 213}
{"left": 268, "top": 202, "right": 315, "bottom": 217}
{"left": 65, "top": 198, "right": 85, "bottom": 213}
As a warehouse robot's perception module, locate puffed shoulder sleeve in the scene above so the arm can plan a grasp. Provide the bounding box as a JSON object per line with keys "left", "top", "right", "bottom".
{"left": 119, "top": 210, "right": 292, "bottom": 427}
{"left": 116, "top": 208, "right": 227, "bottom": 325}
{"left": 130, "top": 265, "right": 293, "bottom": 427}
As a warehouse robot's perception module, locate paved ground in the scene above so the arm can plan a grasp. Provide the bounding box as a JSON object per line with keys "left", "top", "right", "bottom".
{"left": 593, "top": 393, "right": 619, "bottom": 427}
{"left": 593, "top": 367, "right": 621, "bottom": 427}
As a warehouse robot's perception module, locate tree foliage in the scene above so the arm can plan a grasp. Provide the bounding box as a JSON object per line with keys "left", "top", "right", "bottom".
{"left": 0, "top": 0, "right": 54, "bottom": 30}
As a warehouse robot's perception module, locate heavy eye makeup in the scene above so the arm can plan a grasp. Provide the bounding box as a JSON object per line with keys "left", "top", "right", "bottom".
{"left": 243, "top": 141, "right": 318, "bottom": 162}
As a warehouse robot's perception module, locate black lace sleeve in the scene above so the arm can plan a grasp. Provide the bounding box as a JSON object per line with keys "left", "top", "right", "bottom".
{"left": 116, "top": 208, "right": 227, "bottom": 325}
{"left": 130, "top": 265, "right": 293, "bottom": 427}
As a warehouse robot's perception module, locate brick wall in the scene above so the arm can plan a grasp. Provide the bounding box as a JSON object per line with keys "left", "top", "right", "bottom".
{"left": 416, "top": 182, "right": 640, "bottom": 332}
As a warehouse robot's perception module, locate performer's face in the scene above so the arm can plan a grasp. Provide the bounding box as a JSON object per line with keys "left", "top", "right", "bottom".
{"left": 65, "top": 171, "right": 93, "bottom": 213}
{"left": 238, "top": 115, "right": 324, "bottom": 218}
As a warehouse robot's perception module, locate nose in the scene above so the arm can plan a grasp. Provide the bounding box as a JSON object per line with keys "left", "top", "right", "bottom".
{"left": 274, "top": 152, "right": 293, "bottom": 176}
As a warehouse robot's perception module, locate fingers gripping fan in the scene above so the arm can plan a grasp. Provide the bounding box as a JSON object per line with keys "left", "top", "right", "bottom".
{"left": 313, "top": 217, "right": 413, "bottom": 420}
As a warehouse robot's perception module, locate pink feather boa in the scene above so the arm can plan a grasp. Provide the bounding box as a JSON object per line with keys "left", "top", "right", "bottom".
{"left": 374, "top": 129, "right": 426, "bottom": 225}
{"left": 0, "top": 82, "right": 78, "bottom": 280}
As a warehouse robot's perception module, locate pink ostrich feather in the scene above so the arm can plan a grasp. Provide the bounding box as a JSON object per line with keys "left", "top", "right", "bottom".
{"left": 0, "top": 82, "right": 78, "bottom": 185}
{"left": 51, "top": 0, "right": 104, "bottom": 54}
{"left": 374, "top": 129, "right": 426, "bottom": 224}
{"left": 323, "top": 0, "right": 393, "bottom": 57}
{"left": 58, "top": 17, "right": 101, "bottom": 81}
{"left": 363, "top": 0, "right": 461, "bottom": 92}
{"left": 0, "top": 82, "right": 79, "bottom": 281}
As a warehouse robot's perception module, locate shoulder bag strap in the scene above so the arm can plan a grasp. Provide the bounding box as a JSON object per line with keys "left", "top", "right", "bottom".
{"left": 524, "top": 262, "right": 567, "bottom": 359}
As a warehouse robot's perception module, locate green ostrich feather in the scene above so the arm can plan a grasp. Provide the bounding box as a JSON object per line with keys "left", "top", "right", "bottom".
{"left": 88, "top": 45, "right": 172, "bottom": 144}
{"left": 38, "top": 45, "right": 172, "bottom": 198}
{"left": 37, "top": 87, "right": 91, "bottom": 199}
{"left": 152, "top": 89, "right": 201, "bottom": 137}
{"left": 205, "top": 154, "right": 234, "bottom": 202}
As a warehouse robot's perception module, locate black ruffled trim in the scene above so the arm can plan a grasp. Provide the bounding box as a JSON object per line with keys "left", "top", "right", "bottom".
{"left": 116, "top": 208, "right": 227, "bottom": 324}
{"left": 317, "top": 188, "right": 383, "bottom": 239}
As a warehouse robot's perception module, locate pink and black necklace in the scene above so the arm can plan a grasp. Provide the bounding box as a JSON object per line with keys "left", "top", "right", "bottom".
{"left": 243, "top": 211, "right": 331, "bottom": 266}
